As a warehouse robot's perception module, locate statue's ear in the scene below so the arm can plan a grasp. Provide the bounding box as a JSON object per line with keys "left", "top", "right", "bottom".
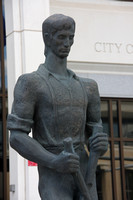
{"left": 44, "top": 33, "right": 51, "bottom": 47}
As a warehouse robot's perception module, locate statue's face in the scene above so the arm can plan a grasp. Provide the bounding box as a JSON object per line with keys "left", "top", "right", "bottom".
{"left": 49, "top": 25, "right": 75, "bottom": 58}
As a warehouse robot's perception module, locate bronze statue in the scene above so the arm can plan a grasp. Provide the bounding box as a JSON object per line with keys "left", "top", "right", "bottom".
{"left": 7, "top": 14, "right": 108, "bottom": 200}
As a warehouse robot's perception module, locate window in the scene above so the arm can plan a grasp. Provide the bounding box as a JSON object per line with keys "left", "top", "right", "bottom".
{"left": 97, "top": 98, "right": 133, "bottom": 200}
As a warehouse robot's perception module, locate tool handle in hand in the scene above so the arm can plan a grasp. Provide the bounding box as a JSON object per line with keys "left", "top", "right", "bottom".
{"left": 86, "top": 125, "right": 103, "bottom": 186}
{"left": 85, "top": 151, "right": 99, "bottom": 185}
{"left": 63, "top": 137, "right": 75, "bottom": 154}
{"left": 63, "top": 137, "right": 90, "bottom": 200}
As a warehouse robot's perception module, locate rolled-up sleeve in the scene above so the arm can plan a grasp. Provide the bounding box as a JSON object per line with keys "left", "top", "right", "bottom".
{"left": 7, "top": 114, "right": 34, "bottom": 133}
{"left": 7, "top": 73, "right": 36, "bottom": 134}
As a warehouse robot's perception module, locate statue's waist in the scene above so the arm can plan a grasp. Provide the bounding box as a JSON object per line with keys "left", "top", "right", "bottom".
{"left": 43, "top": 142, "right": 85, "bottom": 154}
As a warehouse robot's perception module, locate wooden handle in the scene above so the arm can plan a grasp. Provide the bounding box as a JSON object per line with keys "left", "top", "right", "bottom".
{"left": 63, "top": 137, "right": 91, "bottom": 200}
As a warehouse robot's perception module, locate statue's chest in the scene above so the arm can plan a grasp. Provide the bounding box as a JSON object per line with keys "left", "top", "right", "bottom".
{"left": 35, "top": 75, "right": 88, "bottom": 139}
{"left": 47, "top": 77, "right": 86, "bottom": 108}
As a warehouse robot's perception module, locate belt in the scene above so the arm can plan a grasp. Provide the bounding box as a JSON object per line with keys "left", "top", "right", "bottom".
{"left": 44, "top": 142, "right": 85, "bottom": 154}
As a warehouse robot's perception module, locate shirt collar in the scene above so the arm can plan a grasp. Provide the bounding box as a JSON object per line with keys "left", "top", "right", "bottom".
{"left": 37, "top": 63, "right": 78, "bottom": 80}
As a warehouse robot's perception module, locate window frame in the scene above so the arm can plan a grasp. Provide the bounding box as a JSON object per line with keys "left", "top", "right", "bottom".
{"left": 101, "top": 98, "right": 133, "bottom": 200}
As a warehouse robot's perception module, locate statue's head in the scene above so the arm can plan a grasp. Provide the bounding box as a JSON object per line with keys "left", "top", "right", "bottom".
{"left": 42, "top": 14, "right": 75, "bottom": 58}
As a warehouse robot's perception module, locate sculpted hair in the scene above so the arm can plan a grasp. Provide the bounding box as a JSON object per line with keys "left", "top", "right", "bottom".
{"left": 42, "top": 14, "right": 75, "bottom": 56}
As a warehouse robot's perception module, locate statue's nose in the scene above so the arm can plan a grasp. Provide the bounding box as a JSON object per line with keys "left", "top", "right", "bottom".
{"left": 64, "top": 38, "right": 70, "bottom": 47}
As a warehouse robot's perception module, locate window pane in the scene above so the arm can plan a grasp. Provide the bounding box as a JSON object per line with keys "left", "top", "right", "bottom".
{"left": 0, "top": 47, "right": 1, "bottom": 92}
{"left": 0, "top": 173, "right": 3, "bottom": 200}
{"left": 121, "top": 102, "right": 133, "bottom": 138}
{"left": 97, "top": 143, "right": 113, "bottom": 200}
{"left": 114, "top": 142, "right": 123, "bottom": 200}
{"left": 112, "top": 101, "right": 119, "bottom": 138}
{"left": 101, "top": 101, "right": 110, "bottom": 137}
{"left": 0, "top": 98, "right": 2, "bottom": 156}
{"left": 123, "top": 142, "right": 133, "bottom": 200}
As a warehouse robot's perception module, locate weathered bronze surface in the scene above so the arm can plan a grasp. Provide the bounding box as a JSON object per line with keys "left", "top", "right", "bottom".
{"left": 7, "top": 14, "right": 108, "bottom": 200}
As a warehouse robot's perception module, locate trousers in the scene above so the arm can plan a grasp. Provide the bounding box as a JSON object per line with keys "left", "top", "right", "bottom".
{"left": 37, "top": 148, "right": 98, "bottom": 200}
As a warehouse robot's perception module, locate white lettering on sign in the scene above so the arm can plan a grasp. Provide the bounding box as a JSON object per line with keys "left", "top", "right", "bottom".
{"left": 94, "top": 42, "right": 133, "bottom": 54}
{"left": 94, "top": 42, "right": 122, "bottom": 53}
{"left": 126, "top": 44, "right": 133, "bottom": 54}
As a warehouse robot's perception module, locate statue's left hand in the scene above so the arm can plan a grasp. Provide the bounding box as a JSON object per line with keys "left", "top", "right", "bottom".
{"left": 89, "top": 132, "right": 108, "bottom": 156}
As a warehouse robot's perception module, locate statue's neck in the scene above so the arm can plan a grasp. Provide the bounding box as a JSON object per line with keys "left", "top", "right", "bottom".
{"left": 45, "top": 53, "right": 68, "bottom": 77}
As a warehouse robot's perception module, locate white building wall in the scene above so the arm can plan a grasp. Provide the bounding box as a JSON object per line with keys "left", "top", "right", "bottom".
{"left": 4, "top": 0, "right": 133, "bottom": 199}
{"left": 51, "top": 0, "right": 133, "bottom": 98}
{"left": 50, "top": 0, "right": 133, "bottom": 63}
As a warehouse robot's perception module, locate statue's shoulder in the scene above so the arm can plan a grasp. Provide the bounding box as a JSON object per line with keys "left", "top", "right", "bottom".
{"left": 17, "top": 71, "right": 36, "bottom": 81}
{"left": 78, "top": 77, "right": 98, "bottom": 89}
{"left": 78, "top": 77, "right": 99, "bottom": 100}
{"left": 15, "top": 70, "right": 41, "bottom": 92}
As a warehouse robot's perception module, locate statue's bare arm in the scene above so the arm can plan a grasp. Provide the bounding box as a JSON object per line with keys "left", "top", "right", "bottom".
{"left": 10, "top": 130, "right": 79, "bottom": 173}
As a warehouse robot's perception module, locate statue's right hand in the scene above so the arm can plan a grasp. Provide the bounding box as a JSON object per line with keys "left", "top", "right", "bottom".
{"left": 51, "top": 152, "right": 80, "bottom": 173}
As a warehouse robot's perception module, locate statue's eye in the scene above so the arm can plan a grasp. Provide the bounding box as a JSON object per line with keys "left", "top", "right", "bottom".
{"left": 58, "top": 35, "right": 66, "bottom": 39}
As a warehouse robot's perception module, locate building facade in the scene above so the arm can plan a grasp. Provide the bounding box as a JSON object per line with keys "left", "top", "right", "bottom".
{"left": 0, "top": 0, "right": 133, "bottom": 199}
